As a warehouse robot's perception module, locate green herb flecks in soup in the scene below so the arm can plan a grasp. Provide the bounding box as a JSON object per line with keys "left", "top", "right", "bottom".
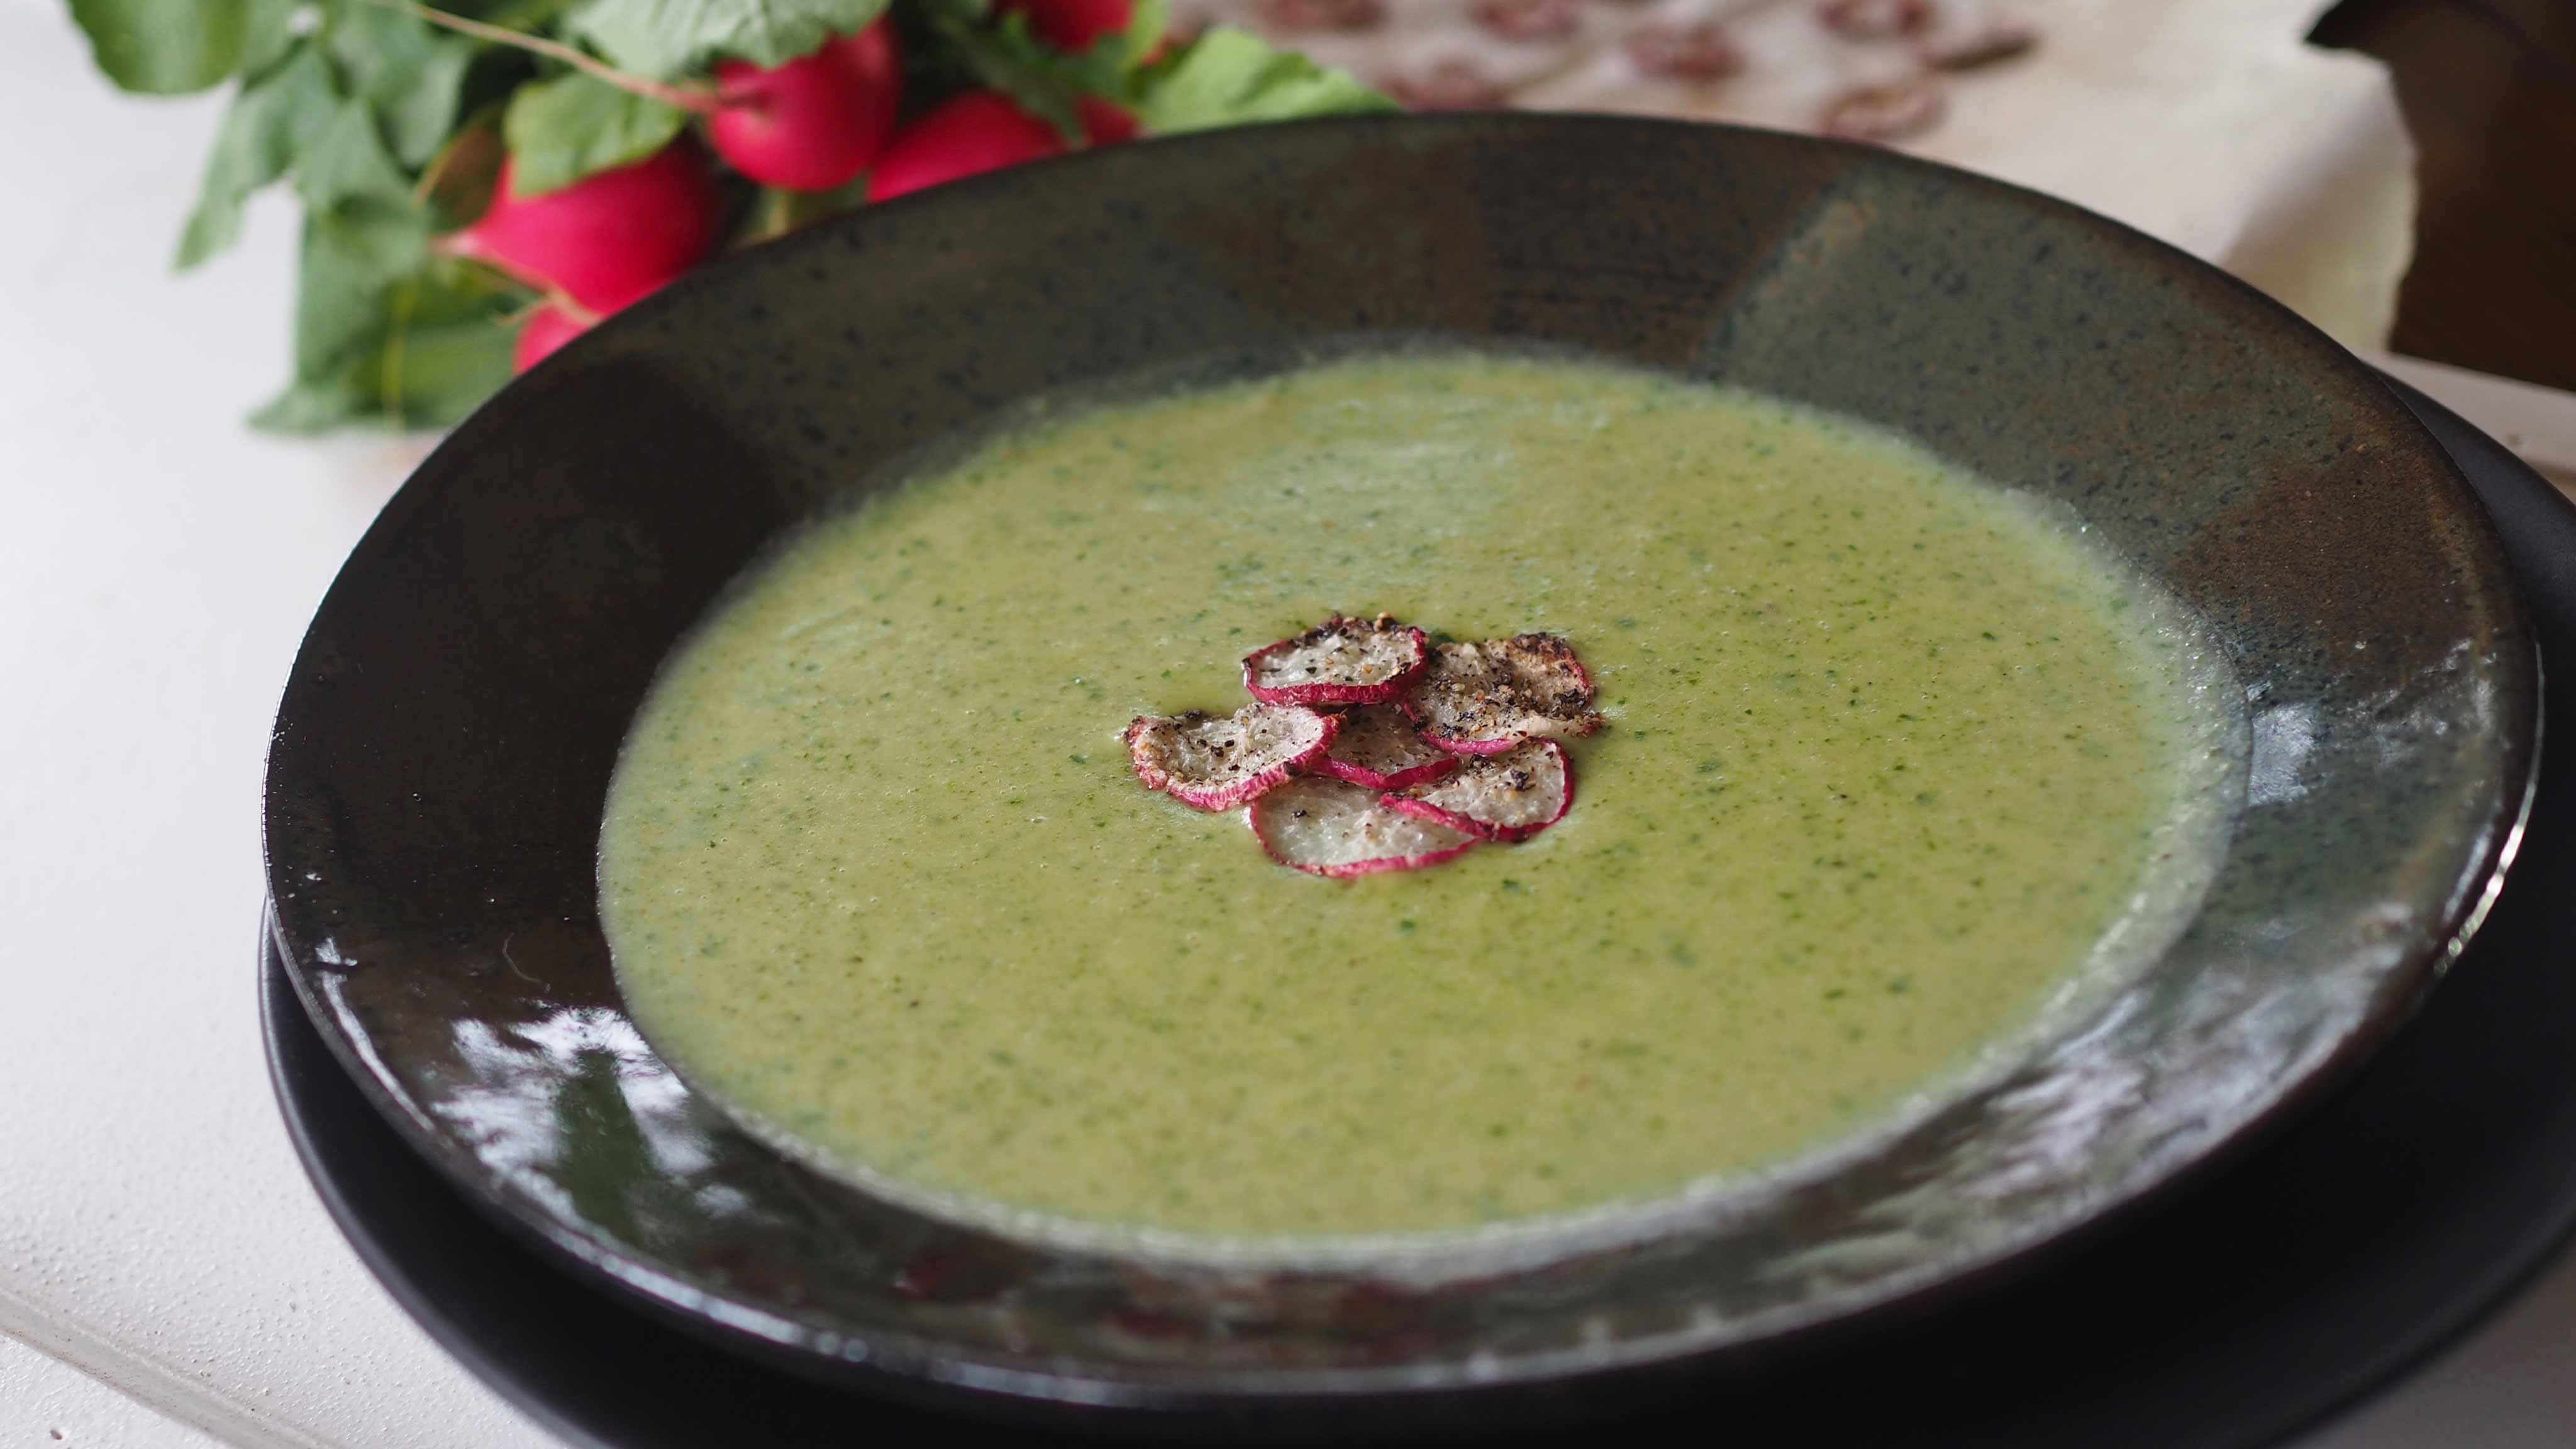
{"left": 599, "top": 354, "right": 2235, "bottom": 1247}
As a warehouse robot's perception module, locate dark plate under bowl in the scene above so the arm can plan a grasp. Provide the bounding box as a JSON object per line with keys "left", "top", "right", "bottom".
{"left": 262, "top": 115, "right": 2536, "bottom": 1424}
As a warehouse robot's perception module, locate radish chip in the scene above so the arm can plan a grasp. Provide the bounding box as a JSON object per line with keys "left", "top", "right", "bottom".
{"left": 1410, "top": 633, "right": 1604, "bottom": 753}
{"left": 1250, "top": 777, "right": 1478, "bottom": 878}
{"left": 1314, "top": 702, "right": 1460, "bottom": 791}
{"left": 1386, "top": 739, "right": 1572, "bottom": 843}
{"left": 1242, "top": 613, "right": 1430, "bottom": 706}
{"left": 1126, "top": 703, "right": 1338, "bottom": 811}
{"left": 1140, "top": 621, "right": 1597, "bottom": 871}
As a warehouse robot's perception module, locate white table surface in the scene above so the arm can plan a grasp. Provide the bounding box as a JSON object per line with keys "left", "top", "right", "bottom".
{"left": 2, "top": 1, "right": 2571, "bottom": 1443}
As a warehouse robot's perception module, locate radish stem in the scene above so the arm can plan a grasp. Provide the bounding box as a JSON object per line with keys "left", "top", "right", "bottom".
{"left": 373, "top": 0, "right": 719, "bottom": 113}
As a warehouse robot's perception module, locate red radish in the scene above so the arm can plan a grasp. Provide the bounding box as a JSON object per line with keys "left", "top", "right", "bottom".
{"left": 1410, "top": 633, "right": 1604, "bottom": 753}
{"left": 1126, "top": 702, "right": 1338, "bottom": 811}
{"left": 708, "top": 21, "right": 901, "bottom": 191}
{"left": 512, "top": 305, "right": 590, "bottom": 372}
{"left": 442, "top": 144, "right": 721, "bottom": 314}
{"left": 1251, "top": 776, "right": 1478, "bottom": 877}
{"left": 867, "top": 92, "right": 1066, "bottom": 201}
{"left": 1243, "top": 613, "right": 1430, "bottom": 707}
{"left": 1385, "top": 738, "right": 1572, "bottom": 843}
{"left": 1077, "top": 94, "right": 1140, "bottom": 145}
{"left": 996, "top": 0, "right": 1135, "bottom": 50}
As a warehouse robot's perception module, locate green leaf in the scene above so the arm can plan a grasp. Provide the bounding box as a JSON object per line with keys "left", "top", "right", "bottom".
{"left": 243, "top": 0, "right": 301, "bottom": 75}
{"left": 69, "top": 0, "right": 259, "bottom": 94}
{"left": 326, "top": 8, "right": 475, "bottom": 166}
{"left": 1131, "top": 26, "right": 1391, "bottom": 135}
{"left": 419, "top": 104, "right": 510, "bottom": 231}
{"left": 281, "top": 213, "right": 395, "bottom": 389}
{"left": 924, "top": 4, "right": 1121, "bottom": 139}
{"left": 174, "top": 42, "right": 337, "bottom": 270}
{"left": 566, "top": 0, "right": 889, "bottom": 79}
{"left": 297, "top": 96, "right": 431, "bottom": 264}
{"left": 322, "top": 197, "right": 435, "bottom": 282}
{"left": 258, "top": 229, "right": 524, "bottom": 433}
{"left": 250, "top": 380, "right": 365, "bottom": 432}
{"left": 292, "top": 97, "right": 436, "bottom": 289}
{"left": 175, "top": 35, "right": 443, "bottom": 274}
{"left": 1114, "top": 0, "right": 1169, "bottom": 69}
{"left": 736, "top": 175, "right": 869, "bottom": 245}
{"left": 458, "top": 0, "right": 582, "bottom": 26}
{"left": 296, "top": 99, "right": 413, "bottom": 213}
{"left": 952, "top": 18, "right": 1083, "bottom": 134}
{"left": 502, "top": 70, "right": 690, "bottom": 194}
{"left": 363, "top": 270, "right": 526, "bottom": 425}
{"left": 912, "top": 0, "right": 1173, "bottom": 140}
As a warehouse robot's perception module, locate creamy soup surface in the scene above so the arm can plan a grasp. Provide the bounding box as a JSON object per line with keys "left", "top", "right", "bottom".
{"left": 599, "top": 354, "right": 2235, "bottom": 1248}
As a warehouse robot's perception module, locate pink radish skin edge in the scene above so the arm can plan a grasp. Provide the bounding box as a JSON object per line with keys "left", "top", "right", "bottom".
{"left": 1420, "top": 716, "right": 1602, "bottom": 755}
{"left": 1382, "top": 773, "right": 1572, "bottom": 843}
{"left": 1313, "top": 752, "right": 1458, "bottom": 791}
{"left": 1246, "top": 809, "right": 1479, "bottom": 878}
{"left": 1241, "top": 622, "right": 1430, "bottom": 707}
{"left": 1126, "top": 709, "right": 1339, "bottom": 811}
{"left": 511, "top": 305, "right": 590, "bottom": 372}
{"left": 1420, "top": 731, "right": 1524, "bottom": 757}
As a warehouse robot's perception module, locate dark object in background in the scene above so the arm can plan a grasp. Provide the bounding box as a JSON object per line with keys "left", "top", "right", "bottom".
{"left": 2314, "top": 0, "right": 2576, "bottom": 391}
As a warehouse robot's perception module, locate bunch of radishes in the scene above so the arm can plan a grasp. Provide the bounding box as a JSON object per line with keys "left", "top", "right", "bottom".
{"left": 450, "top": 1, "right": 1153, "bottom": 370}
{"left": 70, "top": 0, "right": 1385, "bottom": 431}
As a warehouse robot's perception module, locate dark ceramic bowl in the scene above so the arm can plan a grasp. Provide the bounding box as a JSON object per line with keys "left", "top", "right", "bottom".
{"left": 264, "top": 115, "right": 2537, "bottom": 1426}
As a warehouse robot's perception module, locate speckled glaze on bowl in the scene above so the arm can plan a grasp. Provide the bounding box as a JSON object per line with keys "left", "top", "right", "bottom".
{"left": 263, "top": 116, "right": 2536, "bottom": 1424}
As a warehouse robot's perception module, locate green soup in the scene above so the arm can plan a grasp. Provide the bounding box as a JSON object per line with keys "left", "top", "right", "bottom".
{"left": 599, "top": 354, "right": 2233, "bottom": 1249}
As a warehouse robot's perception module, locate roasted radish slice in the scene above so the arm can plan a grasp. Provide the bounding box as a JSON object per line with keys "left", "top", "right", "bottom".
{"left": 1250, "top": 776, "right": 1478, "bottom": 877}
{"left": 1242, "top": 613, "right": 1430, "bottom": 706}
{"left": 1410, "top": 633, "right": 1604, "bottom": 753}
{"left": 1126, "top": 702, "right": 1337, "bottom": 811}
{"left": 1314, "top": 702, "right": 1460, "bottom": 791}
{"left": 1386, "top": 738, "right": 1572, "bottom": 843}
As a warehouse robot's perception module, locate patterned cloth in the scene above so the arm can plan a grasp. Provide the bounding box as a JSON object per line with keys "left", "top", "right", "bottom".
{"left": 1174, "top": 0, "right": 2416, "bottom": 350}
{"left": 1182, "top": 0, "right": 2043, "bottom": 142}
